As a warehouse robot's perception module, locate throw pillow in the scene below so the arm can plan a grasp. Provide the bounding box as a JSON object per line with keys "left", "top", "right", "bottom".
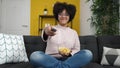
{"left": 101, "top": 46, "right": 120, "bottom": 66}
{"left": 0, "top": 33, "right": 29, "bottom": 64}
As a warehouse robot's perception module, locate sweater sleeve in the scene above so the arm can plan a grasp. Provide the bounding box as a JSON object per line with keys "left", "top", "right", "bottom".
{"left": 41, "top": 29, "right": 48, "bottom": 42}
{"left": 71, "top": 31, "right": 80, "bottom": 55}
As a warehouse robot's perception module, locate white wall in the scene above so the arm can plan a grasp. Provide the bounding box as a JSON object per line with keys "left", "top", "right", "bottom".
{"left": 0, "top": 0, "right": 30, "bottom": 35}
{"left": 80, "top": 0, "right": 95, "bottom": 36}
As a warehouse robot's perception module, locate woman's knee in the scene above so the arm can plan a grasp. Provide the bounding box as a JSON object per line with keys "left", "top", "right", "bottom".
{"left": 29, "top": 51, "right": 45, "bottom": 67}
{"left": 80, "top": 50, "right": 93, "bottom": 61}
{"left": 30, "top": 51, "right": 45, "bottom": 61}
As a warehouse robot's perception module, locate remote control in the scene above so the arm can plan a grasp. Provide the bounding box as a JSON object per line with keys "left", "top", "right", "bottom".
{"left": 51, "top": 28, "right": 57, "bottom": 32}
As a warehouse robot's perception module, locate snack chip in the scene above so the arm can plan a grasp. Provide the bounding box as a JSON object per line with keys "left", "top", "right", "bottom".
{"left": 59, "top": 47, "right": 70, "bottom": 54}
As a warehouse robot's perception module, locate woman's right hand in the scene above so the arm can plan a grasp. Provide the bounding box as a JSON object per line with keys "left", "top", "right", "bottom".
{"left": 44, "top": 26, "right": 56, "bottom": 36}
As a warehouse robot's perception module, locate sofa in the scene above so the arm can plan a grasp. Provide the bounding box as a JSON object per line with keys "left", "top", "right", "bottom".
{"left": 0, "top": 35, "right": 120, "bottom": 68}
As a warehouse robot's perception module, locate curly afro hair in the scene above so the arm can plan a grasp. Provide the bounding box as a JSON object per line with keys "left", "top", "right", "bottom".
{"left": 53, "top": 2, "right": 76, "bottom": 22}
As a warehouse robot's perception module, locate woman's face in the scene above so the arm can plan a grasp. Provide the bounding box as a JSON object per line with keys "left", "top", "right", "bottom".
{"left": 58, "top": 9, "right": 70, "bottom": 26}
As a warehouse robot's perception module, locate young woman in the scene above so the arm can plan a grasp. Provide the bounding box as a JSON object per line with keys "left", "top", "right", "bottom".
{"left": 30, "top": 2, "right": 93, "bottom": 68}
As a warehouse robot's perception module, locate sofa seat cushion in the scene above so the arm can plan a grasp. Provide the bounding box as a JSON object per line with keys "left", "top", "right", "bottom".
{"left": 103, "top": 65, "right": 120, "bottom": 68}
{"left": 82, "top": 63, "right": 104, "bottom": 68}
{"left": 0, "top": 62, "right": 34, "bottom": 68}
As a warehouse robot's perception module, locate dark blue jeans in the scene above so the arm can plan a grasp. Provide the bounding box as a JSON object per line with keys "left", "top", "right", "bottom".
{"left": 30, "top": 50, "right": 93, "bottom": 68}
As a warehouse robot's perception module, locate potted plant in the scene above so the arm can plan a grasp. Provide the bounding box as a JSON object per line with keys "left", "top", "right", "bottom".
{"left": 87, "top": 0, "right": 119, "bottom": 36}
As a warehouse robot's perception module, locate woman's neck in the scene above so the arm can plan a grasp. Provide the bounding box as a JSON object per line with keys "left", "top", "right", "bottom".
{"left": 58, "top": 23, "right": 68, "bottom": 27}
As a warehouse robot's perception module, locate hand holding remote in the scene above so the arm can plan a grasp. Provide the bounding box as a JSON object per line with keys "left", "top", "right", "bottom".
{"left": 44, "top": 26, "right": 57, "bottom": 36}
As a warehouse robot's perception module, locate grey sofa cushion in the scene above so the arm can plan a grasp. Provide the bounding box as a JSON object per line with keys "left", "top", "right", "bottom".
{"left": 103, "top": 65, "right": 120, "bottom": 68}
{"left": 23, "top": 36, "right": 47, "bottom": 60}
{"left": 79, "top": 36, "right": 99, "bottom": 63}
{"left": 82, "top": 63, "right": 104, "bottom": 68}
